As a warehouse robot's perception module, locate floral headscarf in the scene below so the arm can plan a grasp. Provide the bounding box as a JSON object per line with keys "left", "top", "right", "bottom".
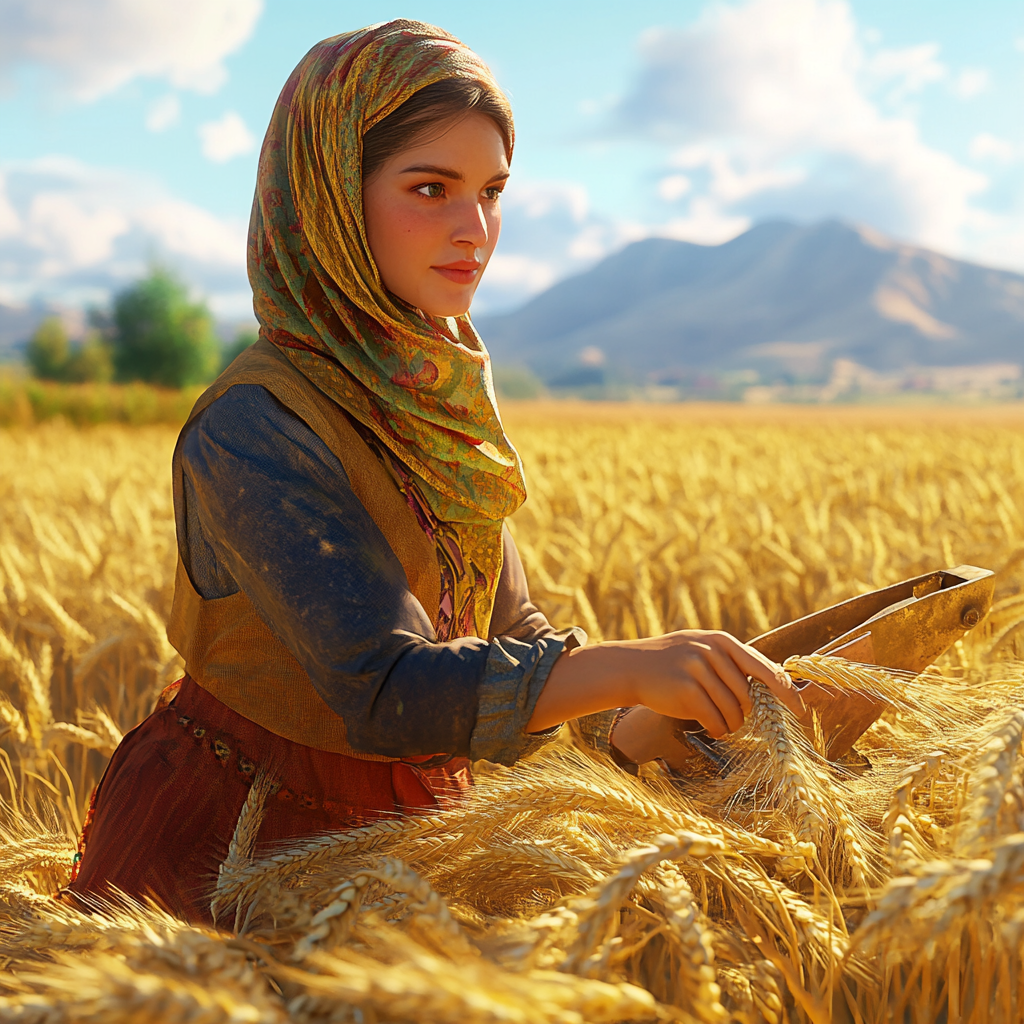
{"left": 248, "top": 20, "right": 526, "bottom": 638}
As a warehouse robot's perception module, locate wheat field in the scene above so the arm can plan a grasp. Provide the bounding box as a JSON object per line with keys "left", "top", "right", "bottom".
{"left": 1, "top": 405, "right": 1024, "bottom": 1023}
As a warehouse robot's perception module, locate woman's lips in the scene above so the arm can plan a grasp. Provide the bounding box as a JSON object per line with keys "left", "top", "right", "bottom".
{"left": 432, "top": 261, "right": 481, "bottom": 284}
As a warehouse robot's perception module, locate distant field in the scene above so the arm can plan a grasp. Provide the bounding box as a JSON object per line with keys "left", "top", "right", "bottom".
{"left": 1, "top": 410, "right": 1024, "bottom": 1020}
{"left": 0, "top": 375, "right": 203, "bottom": 426}
{"left": 502, "top": 397, "right": 1024, "bottom": 425}
{"left": 5, "top": 374, "right": 1024, "bottom": 428}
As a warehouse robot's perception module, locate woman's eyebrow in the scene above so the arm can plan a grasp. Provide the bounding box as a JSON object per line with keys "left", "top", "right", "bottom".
{"left": 399, "top": 163, "right": 464, "bottom": 180}
{"left": 398, "top": 165, "right": 511, "bottom": 185}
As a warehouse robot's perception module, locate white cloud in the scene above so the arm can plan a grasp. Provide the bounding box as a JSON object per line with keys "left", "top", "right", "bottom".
{"left": 145, "top": 94, "right": 181, "bottom": 132}
{"left": 475, "top": 177, "right": 754, "bottom": 311}
{"left": 483, "top": 255, "right": 559, "bottom": 295}
{"left": 657, "top": 198, "right": 752, "bottom": 246}
{"left": 619, "top": 0, "right": 863, "bottom": 142}
{"left": 208, "top": 291, "right": 256, "bottom": 320}
{"left": 471, "top": 0, "right": 1022, "bottom": 311}
{"left": 506, "top": 180, "right": 591, "bottom": 224}
{"left": 969, "top": 133, "right": 1018, "bottom": 164}
{"left": 472, "top": 180, "right": 640, "bottom": 313}
{"left": 0, "top": 175, "right": 19, "bottom": 239}
{"left": 868, "top": 43, "right": 946, "bottom": 97}
{"left": 958, "top": 199, "right": 1024, "bottom": 273}
{"left": 26, "top": 192, "right": 130, "bottom": 270}
{"left": 0, "top": 0, "right": 262, "bottom": 101}
{"left": 0, "top": 157, "right": 247, "bottom": 309}
{"left": 658, "top": 174, "right": 692, "bottom": 202}
{"left": 613, "top": 0, "right": 989, "bottom": 254}
{"left": 199, "top": 111, "right": 256, "bottom": 163}
{"left": 669, "top": 144, "right": 806, "bottom": 203}
{"left": 136, "top": 200, "right": 244, "bottom": 266}
{"left": 951, "top": 68, "right": 991, "bottom": 99}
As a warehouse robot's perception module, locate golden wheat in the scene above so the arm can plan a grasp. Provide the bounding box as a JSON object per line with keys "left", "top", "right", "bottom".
{"left": 0, "top": 408, "right": 1023, "bottom": 1022}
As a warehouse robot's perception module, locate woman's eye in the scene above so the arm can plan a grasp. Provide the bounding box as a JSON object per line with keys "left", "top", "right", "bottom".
{"left": 484, "top": 187, "right": 503, "bottom": 201}
{"left": 415, "top": 183, "right": 445, "bottom": 199}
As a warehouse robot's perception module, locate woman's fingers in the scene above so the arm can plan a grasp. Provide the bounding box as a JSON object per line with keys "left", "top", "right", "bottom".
{"left": 630, "top": 630, "right": 805, "bottom": 737}
{"left": 705, "top": 649, "right": 754, "bottom": 717}
{"left": 724, "top": 639, "right": 806, "bottom": 716}
{"left": 688, "top": 660, "right": 746, "bottom": 734}
{"left": 672, "top": 679, "right": 731, "bottom": 738}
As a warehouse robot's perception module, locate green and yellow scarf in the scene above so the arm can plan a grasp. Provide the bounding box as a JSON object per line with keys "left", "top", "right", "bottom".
{"left": 247, "top": 20, "right": 525, "bottom": 638}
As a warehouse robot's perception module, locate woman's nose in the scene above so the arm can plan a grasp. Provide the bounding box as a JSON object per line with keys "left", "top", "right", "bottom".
{"left": 451, "top": 200, "right": 489, "bottom": 250}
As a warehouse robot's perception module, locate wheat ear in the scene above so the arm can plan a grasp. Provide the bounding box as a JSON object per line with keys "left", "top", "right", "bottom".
{"left": 655, "top": 862, "right": 727, "bottom": 1023}
{"left": 955, "top": 708, "right": 1024, "bottom": 857}
{"left": 562, "top": 830, "right": 726, "bottom": 976}
{"left": 210, "top": 769, "right": 276, "bottom": 927}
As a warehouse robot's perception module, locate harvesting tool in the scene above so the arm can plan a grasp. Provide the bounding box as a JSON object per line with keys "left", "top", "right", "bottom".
{"left": 667, "top": 563, "right": 994, "bottom": 770}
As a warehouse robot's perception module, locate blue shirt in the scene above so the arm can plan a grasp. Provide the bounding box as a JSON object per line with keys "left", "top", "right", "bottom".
{"left": 177, "top": 384, "right": 581, "bottom": 764}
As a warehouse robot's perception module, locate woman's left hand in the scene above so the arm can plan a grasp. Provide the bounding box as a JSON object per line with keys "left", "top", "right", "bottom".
{"left": 609, "top": 705, "right": 724, "bottom": 769}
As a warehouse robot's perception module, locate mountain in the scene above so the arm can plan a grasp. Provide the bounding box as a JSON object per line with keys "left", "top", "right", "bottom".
{"left": 476, "top": 220, "right": 1024, "bottom": 387}
{"left": 0, "top": 303, "right": 56, "bottom": 361}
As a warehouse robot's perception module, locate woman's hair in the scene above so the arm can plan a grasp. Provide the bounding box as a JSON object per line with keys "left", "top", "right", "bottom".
{"left": 362, "top": 77, "right": 514, "bottom": 182}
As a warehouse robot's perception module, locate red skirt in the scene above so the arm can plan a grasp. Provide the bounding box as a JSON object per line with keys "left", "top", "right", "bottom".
{"left": 65, "top": 676, "right": 471, "bottom": 923}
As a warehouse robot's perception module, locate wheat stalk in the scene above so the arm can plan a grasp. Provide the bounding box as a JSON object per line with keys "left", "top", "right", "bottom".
{"left": 2, "top": 413, "right": 1024, "bottom": 1021}
{"left": 956, "top": 708, "right": 1024, "bottom": 857}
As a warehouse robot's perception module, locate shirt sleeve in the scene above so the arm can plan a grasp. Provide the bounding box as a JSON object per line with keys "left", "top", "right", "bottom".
{"left": 487, "top": 523, "right": 626, "bottom": 765}
{"left": 178, "top": 384, "right": 582, "bottom": 765}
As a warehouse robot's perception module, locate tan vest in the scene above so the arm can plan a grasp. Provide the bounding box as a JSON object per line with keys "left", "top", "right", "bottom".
{"left": 167, "top": 338, "right": 441, "bottom": 757}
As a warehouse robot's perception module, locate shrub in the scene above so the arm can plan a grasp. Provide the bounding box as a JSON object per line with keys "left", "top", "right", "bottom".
{"left": 111, "top": 268, "right": 220, "bottom": 387}
{"left": 25, "top": 317, "right": 115, "bottom": 383}
{"left": 65, "top": 333, "right": 115, "bottom": 383}
{"left": 25, "top": 316, "right": 71, "bottom": 380}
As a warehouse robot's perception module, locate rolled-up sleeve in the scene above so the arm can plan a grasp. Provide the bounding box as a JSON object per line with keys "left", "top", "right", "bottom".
{"left": 178, "top": 384, "right": 579, "bottom": 764}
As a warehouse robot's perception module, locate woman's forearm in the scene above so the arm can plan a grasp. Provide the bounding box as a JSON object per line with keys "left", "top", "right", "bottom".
{"left": 527, "top": 630, "right": 804, "bottom": 738}
{"left": 527, "top": 642, "right": 637, "bottom": 731}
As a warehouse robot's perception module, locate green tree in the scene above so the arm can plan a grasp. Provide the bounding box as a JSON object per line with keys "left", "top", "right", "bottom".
{"left": 111, "top": 268, "right": 220, "bottom": 387}
{"left": 65, "top": 333, "right": 114, "bottom": 383}
{"left": 26, "top": 317, "right": 71, "bottom": 380}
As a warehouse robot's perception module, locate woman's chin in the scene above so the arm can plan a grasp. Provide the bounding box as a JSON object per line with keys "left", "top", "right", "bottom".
{"left": 389, "top": 275, "right": 479, "bottom": 320}
{"left": 418, "top": 292, "right": 475, "bottom": 319}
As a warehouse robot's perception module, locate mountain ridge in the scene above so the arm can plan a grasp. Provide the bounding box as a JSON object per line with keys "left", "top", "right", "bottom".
{"left": 476, "top": 220, "right": 1024, "bottom": 385}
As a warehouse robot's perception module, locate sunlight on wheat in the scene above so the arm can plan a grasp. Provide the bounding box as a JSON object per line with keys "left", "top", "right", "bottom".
{"left": 0, "top": 411, "right": 1023, "bottom": 1023}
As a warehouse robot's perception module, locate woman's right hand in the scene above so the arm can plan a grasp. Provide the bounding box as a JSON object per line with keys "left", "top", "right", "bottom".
{"left": 612, "top": 629, "right": 803, "bottom": 735}
{"left": 527, "top": 628, "right": 804, "bottom": 741}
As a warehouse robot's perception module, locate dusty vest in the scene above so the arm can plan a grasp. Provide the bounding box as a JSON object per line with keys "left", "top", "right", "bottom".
{"left": 167, "top": 338, "right": 442, "bottom": 757}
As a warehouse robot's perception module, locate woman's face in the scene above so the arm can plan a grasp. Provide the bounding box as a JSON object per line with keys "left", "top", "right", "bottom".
{"left": 362, "top": 112, "right": 508, "bottom": 318}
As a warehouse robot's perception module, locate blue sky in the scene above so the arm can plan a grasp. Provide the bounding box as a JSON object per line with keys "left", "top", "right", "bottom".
{"left": 1, "top": 0, "right": 1021, "bottom": 322}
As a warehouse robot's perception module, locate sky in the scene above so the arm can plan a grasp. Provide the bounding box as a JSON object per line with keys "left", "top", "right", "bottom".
{"left": 1, "top": 0, "right": 1022, "bottom": 324}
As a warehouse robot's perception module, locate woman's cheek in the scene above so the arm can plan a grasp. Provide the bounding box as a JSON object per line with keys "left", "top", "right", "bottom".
{"left": 389, "top": 203, "right": 429, "bottom": 239}
{"left": 403, "top": 209, "right": 450, "bottom": 266}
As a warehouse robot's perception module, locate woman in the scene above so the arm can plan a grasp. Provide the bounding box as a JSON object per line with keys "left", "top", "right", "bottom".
{"left": 67, "top": 20, "right": 801, "bottom": 923}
